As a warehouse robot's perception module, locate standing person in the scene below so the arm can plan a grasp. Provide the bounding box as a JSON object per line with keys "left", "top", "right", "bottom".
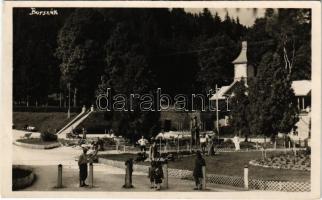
{"left": 138, "top": 136, "right": 148, "bottom": 153}
{"left": 78, "top": 147, "right": 89, "bottom": 187}
{"left": 200, "top": 134, "right": 208, "bottom": 154}
{"left": 82, "top": 127, "right": 87, "bottom": 139}
{"left": 207, "top": 136, "right": 215, "bottom": 156}
{"left": 154, "top": 152, "right": 164, "bottom": 191}
{"left": 148, "top": 160, "right": 156, "bottom": 189}
{"left": 233, "top": 134, "right": 240, "bottom": 151}
{"left": 194, "top": 116, "right": 200, "bottom": 147}
{"left": 149, "top": 139, "right": 158, "bottom": 161}
{"left": 193, "top": 151, "right": 206, "bottom": 190}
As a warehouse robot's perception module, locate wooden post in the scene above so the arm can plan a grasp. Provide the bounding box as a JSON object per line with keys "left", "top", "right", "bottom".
{"left": 244, "top": 165, "right": 249, "bottom": 190}
{"left": 88, "top": 163, "right": 93, "bottom": 188}
{"left": 162, "top": 162, "right": 168, "bottom": 189}
{"left": 202, "top": 166, "right": 206, "bottom": 190}
{"left": 123, "top": 159, "right": 133, "bottom": 188}
{"left": 289, "top": 141, "right": 291, "bottom": 149}
{"left": 57, "top": 164, "right": 63, "bottom": 188}
{"left": 274, "top": 141, "right": 276, "bottom": 149}
{"left": 123, "top": 145, "right": 126, "bottom": 152}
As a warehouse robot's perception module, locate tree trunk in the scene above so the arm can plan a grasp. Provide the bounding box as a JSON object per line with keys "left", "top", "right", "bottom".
{"left": 73, "top": 88, "right": 77, "bottom": 107}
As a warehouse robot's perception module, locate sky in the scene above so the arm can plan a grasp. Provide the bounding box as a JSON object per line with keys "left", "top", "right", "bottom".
{"left": 185, "top": 8, "right": 266, "bottom": 27}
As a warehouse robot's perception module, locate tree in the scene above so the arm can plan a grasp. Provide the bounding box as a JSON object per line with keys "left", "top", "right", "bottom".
{"left": 56, "top": 9, "right": 107, "bottom": 106}
{"left": 13, "top": 8, "right": 70, "bottom": 105}
{"left": 97, "top": 21, "right": 159, "bottom": 142}
{"left": 248, "top": 51, "right": 299, "bottom": 140}
{"left": 229, "top": 80, "right": 250, "bottom": 141}
{"left": 196, "top": 35, "right": 238, "bottom": 91}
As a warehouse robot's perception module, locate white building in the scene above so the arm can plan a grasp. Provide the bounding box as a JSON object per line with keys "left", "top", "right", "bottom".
{"left": 210, "top": 41, "right": 311, "bottom": 140}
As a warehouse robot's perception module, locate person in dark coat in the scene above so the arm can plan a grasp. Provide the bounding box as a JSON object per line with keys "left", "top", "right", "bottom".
{"left": 148, "top": 161, "right": 156, "bottom": 189}
{"left": 78, "top": 147, "right": 89, "bottom": 187}
{"left": 193, "top": 151, "right": 206, "bottom": 190}
{"left": 154, "top": 152, "right": 164, "bottom": 190}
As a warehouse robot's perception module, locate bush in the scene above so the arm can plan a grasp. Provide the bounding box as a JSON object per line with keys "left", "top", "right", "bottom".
{"left": 219, "top": 126, "right": 234, "bottom": 136}
{"left": 40, "top": 131, "right": 57, "bottom": 142}
{"left": 240, "top": 141, "right": 256, "bottom": 149}
{"left": 216, "top": 139, "right": 235, "bottom": 148}
{"left": 101, "top": 137, "right": 116, "bottom": 145}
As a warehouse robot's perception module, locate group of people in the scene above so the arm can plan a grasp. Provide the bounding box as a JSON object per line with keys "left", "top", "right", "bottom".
{"left": 199, "top": 133, "right": 216, "bottom": 156}
{"left": 146, "top": 138, "right": 165, "bottom": 190}
{"left": 77, "top": 135, "right": 206, "bottom": 190}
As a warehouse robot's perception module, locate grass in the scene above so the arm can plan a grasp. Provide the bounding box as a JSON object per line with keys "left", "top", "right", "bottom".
{"left": 99, "top": 151, "right": 310, "bottom": 182}
{"left": 13, "top": 112, "right": 77, "bottom": 133}
{"left": 16, "top": 138, "right": 58, "bottom": 145}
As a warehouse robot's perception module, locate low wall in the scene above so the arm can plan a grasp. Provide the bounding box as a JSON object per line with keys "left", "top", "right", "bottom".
{"left": 14, "top": 141, "right": 61, "bottom": 149}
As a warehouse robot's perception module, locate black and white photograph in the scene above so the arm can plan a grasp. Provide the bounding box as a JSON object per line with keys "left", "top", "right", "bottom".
{"left": 1, "top": 1, "right": 321, "bottom": 198}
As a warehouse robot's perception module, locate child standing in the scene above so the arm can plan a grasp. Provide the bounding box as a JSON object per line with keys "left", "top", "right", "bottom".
{"left": 154, "top": 160, "right": 164, "bottom": 190}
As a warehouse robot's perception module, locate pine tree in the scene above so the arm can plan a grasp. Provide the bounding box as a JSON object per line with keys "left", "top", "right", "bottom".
{"left": 248, "top": 51, "right": 299, "bottom": 140}
{"left": 229, "top": 80, "right": 250, "bottom": 141}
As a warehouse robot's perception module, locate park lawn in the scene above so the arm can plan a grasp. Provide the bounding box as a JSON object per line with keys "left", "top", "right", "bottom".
{"left": 13, "top": 112, "right": 77, "bottom": 133}
{"left": 99, "top": 151, "right": 310, "bottom": 182}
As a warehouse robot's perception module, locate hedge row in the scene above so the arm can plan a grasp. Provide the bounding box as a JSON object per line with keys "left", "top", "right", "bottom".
{"left": 13, "top": 106, "right": 82, "bottom": 113}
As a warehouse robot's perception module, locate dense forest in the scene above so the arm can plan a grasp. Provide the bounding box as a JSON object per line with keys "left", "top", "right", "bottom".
{"left": 13, "top": 8, "right": 311, "bottom": 140}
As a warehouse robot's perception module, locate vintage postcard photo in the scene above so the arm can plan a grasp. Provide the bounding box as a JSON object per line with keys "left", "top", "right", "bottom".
{"left": 1, "top": 1, "right": 321, "bottom": 199}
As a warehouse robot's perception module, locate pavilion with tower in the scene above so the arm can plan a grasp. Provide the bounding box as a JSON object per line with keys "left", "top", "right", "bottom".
{"left": 210, "top": 41, "right": 311, "bottom": 142}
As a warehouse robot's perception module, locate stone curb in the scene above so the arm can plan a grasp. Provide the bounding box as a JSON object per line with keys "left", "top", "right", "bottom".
{"left": 12, "top": 165, "right": 35, "bottom": 190}
{"left": 14, "top": 140, "right": 61, "bottom": 149}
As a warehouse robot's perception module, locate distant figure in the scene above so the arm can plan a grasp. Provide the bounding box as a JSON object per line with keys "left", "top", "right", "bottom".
{"left": 78, "top": 147, "right": 89, "bottom": 187}
{"left": 200, "top": 134, "right": 208, "bottom": 154}
{"left": 191, "top": 116, "right": 200, "bottom": 147}
{"left": 138, "top": 136, "right": 148, "bottom": 153}
{"left": 207, "top": 136, "right": 215, "bottom": 156}
{"left": 233, "top": 135, "right": 240, "bottom": 151}
{"left": 149, "top": 139, "right": 158, "bottom": 161}
{"left": 82, "top": 128, "right": 87, "bottom": 139}
{"left": 193, "top": 151, "right": 206, "bottom": 190}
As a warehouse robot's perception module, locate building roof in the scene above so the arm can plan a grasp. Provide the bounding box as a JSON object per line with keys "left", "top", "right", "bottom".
{"left": 210, "top": 80, "right": 311, "bottom": 101}
{"left": 210, "top": 81, "right": 238, "bottom": 100}
{"left": 232, "top": 41, "right": 247, "bottom": 64}
{"left": 291, "top": 80, "right": 311, "bottom": 96}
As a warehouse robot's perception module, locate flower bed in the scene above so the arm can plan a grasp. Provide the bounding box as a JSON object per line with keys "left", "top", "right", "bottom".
{"left": 249, "top": 151, "right": 310, "bottom": 171}
{"left": 14, "top": 138, "right": 61, "bottom": 149}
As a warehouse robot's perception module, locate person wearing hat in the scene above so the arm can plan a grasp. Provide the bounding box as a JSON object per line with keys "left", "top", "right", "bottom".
{"left": 78, "top": 146, "right": 89, "bottom": 187}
